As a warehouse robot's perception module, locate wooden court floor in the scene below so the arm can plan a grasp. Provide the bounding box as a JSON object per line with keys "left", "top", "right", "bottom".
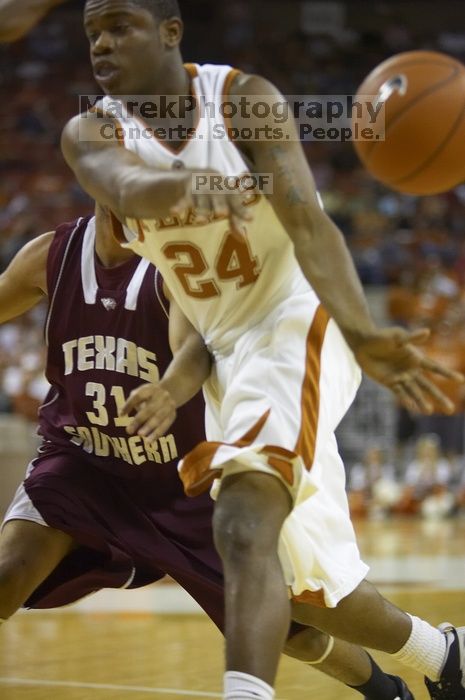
{"left": 1, "top": 518, "right": 465, "bottom": 700}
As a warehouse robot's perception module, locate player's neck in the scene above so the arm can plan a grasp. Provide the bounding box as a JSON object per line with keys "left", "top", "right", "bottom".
{"left": 156, "top": 55, "right": 191, "bottom": 96}
{"left": 122, "top": 54, "right": 190, "bottom": 105}
{"left": 94, "top": 208, "right": 135, "bottom": 268}
{"left": 95, "top": 237, "right": 134, "bottom": 268}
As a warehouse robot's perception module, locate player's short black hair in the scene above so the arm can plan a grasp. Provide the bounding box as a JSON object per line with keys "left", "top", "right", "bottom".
{"left": 130, "top": 0, "right": 181, "bottom": 20}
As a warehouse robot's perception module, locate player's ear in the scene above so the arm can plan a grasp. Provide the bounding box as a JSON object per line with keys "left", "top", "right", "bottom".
{"left": 160, "top": 17, "right": 183, "bottom": 48}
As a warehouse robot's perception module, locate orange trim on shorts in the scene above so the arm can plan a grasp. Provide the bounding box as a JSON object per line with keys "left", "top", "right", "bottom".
{"left": 222, "top": 68, "right": 242, "bottom": 141}
{"left": 260, "top": 445, "right": 297, "bottom": 486}
{"left": 180, "top": 409, "right": 271, "bottom": 496}
{"left": 295, "top": 305, "right": 330, "bottom": 470}
{"left": 292, "top": 588, "right": 327, "bottom": 608}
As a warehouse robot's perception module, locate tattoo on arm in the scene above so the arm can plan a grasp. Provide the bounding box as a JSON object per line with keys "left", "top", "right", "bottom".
{"left": 269, "top": 145, "right": 308, "bottom": 206}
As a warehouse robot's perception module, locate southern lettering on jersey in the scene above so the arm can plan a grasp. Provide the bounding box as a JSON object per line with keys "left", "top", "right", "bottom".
{"left": 39, "top": 216, "right": 205, "bottom": 478}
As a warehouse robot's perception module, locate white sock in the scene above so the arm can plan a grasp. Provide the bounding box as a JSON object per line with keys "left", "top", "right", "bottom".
{"left": 224, "top": 671, "right": 275, "bottom": 699}
{"left": 391, "top": 614, "right": 447, "bottom": 681}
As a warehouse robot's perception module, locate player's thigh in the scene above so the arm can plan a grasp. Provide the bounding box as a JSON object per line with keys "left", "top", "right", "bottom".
{"left": 0, "top": 519, "right": 75, "bottom": 590}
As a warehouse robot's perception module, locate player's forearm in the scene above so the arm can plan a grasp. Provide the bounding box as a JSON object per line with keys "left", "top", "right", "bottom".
{"left": 159, "top": 336, "right": 212, "bottom": 408}
{"left": 293, "top": 211, "right": 377, "bottom": 348}
{"left": 118, "top": 168, "right": 189, "bottom": 221}
{"left": 0, "top": 0, "right": 66, "bottom": 41}
{"left": 62, "top": 117, "right": 189, "bottom": 222}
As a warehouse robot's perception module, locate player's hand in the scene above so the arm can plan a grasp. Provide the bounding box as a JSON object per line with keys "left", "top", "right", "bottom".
{"left": 353, "top": 327, "right": 464, "bottom": 414}
{"left": 171, "top": 170, "right": 253, "bottom": 238}
{"left": 121, "top": 382, "right": 177, "bottom": 442}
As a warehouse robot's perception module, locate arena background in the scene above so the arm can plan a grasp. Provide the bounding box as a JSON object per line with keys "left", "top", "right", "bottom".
{"left": 1, "top": 0, "right": 465, "bottom": 612}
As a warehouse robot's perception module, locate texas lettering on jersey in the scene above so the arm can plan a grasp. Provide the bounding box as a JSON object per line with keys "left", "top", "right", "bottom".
{"left": 62, "top": 335, "right": 159, "bottom": 381}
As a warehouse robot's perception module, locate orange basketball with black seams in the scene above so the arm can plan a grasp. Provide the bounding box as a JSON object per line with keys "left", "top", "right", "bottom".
{"left": 353, "top": 50, "right": 465, "bottom": 195}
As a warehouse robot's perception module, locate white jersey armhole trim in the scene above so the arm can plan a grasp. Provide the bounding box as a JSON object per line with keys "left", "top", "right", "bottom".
{"left": 81, "top": 217, "right": 98, "bottom": 304}
{"left": 45, "top": 217, "right": 83, "bottom": 346}
{"left": 124, "top": 258, "right": 151, "bottom": 310}
{"left": 154, "top": 269, "right": 170, "bottom": 319}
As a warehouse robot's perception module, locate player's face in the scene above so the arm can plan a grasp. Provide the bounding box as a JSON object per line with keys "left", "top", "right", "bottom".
{"left": 84, "top": 0, "right": 163, "bottom": 95}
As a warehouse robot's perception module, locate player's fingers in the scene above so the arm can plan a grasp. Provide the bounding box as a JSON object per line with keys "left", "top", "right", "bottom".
{"left": 195, "top": 194, "right": 214, "bottom": 218}
{"left": 398, "top": 377, "right": 433, "bottom": 414}
{"left": 171, "top": 190, "right": 193, "bottom": 216}
{"left": 415, "top": 374, "right": 455, "bottom": 414}
{"left": 211, "top": 193, "right": 229, "bottom": 219}
{"left": 403, "top": 328, "right": 430, "bottom": 345}
{"left": 137, "top": 407, "right": 175, "bottom": 438}
{"left": 392, "top": 382, "right": 417, "bottom": 413}
{"left": 420, "top": 356, "right": 465, "bottom": 382}
{"left": 127, "top": 406, "right": 163, "bottom": 436}
{"left": 145, "top": 414, "right": 177, "bottom": 442}
{"left": 121, "top": 385, "right": 154, "bottom": 415}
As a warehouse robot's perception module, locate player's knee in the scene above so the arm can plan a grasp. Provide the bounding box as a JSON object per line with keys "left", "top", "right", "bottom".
{"left": 284, "top": 625, "right": 332, "bottom": 663}
{"left": 213, "top": 504, "right": 259, "bottom": 559}
{"left": 213, "top": 471, "right": 290, "bottom": 560}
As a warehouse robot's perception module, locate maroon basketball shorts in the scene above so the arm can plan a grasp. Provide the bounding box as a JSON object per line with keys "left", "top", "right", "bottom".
{"left": 3, "top": 447, "right": 224, "bottom": 629}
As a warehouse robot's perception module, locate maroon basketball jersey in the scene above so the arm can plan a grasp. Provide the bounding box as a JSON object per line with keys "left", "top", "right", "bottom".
{"left": 39, "top": 215, "right": 205, "bottom": 480}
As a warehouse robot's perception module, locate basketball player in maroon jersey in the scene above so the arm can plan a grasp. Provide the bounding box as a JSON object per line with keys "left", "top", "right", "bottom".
{"left": 0, "top": 202, "right": 418, "bottom": 700}
{"left": 0, "top": 0, "right": 68, "bottom": 41}
{"left": 60, "top": 2, "right": 465, "bottom": 699}
{"left": 0, "top": 202, "right": 227, "bottom": 621}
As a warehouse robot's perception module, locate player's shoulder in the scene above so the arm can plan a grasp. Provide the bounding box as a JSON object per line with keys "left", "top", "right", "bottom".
{"left": 3, "top": 230, "right": 55, "bottom": 291}
{"left": 227, "top": 70, "right": 282, "bottom": 98}
{"left": 192, "top": 63, "right": 283, "bottom": 104}
{"left": 53, "top": 215, "right": 91, "bottom": 241}
{"left": 20, "top": 230, "right": 55, "bottom": 260}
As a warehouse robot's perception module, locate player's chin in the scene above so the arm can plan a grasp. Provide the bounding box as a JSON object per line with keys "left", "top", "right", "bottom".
{"left": 95, "top": 71, "right": 124, "bottom": 95}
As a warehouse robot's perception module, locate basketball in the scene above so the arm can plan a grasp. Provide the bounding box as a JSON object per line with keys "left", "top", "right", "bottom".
{"left": 353, "top": 50, "right": 465, "bottom": 195}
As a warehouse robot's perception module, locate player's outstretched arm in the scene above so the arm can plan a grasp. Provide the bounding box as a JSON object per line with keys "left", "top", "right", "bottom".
{"left": 0, "top": 0, "right": 67, "bottom": 42}
{"left": 122, "top": 295, "right": 211, "bottom": 442}
{"left": 230, "top": 74, "right": 463, "bottom": 414}
{"left": 0, "top": 232, "right": 51, "bottom": 322}
{"left": 62, "top": 113, "right": 252, "bottom": 236}
{"left": 61, "top": 113, "right": 192, "bottom": 223}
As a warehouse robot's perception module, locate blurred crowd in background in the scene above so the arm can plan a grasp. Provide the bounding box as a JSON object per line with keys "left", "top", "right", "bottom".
{"left": 1, "top": 0, "right": 465, "bottom": 518}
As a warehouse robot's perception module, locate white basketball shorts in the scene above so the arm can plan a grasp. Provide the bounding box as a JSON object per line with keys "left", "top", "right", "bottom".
{"left": 179, "top": 290, "right": 369, "bottom": 607}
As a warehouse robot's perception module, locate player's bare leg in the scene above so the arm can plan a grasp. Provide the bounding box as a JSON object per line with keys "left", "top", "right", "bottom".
{"left": 0, "top": 519, "right": 74, "bottom": 621}
{"left": 285, "top": 626, "right": 413, "bottom": 699}
{"left": 291, "top": 579, "right": 449, "bottom": 681}
{"left": 213, "top": 470, "right": 292, "bottom": 697}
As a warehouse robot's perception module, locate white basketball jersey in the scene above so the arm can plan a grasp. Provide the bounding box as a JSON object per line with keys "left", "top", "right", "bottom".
{"left": 100, "top": 64, "right": 318, "bottom": 355}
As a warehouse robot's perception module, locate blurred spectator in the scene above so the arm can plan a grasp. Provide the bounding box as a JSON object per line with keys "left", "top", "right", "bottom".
{"left": 397, "top": 435, "right": 455, "bottom": 519}
{"left": 347, "top": 445, "right": 401, "bottom": 519}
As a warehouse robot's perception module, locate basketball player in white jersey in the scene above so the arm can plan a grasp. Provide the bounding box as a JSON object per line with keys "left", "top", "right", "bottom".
{"left": 0, "top": 0, "right": 67, "bottom": 41}
{"left": 61, "top": 2, "right": 465, "bottom": 699}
